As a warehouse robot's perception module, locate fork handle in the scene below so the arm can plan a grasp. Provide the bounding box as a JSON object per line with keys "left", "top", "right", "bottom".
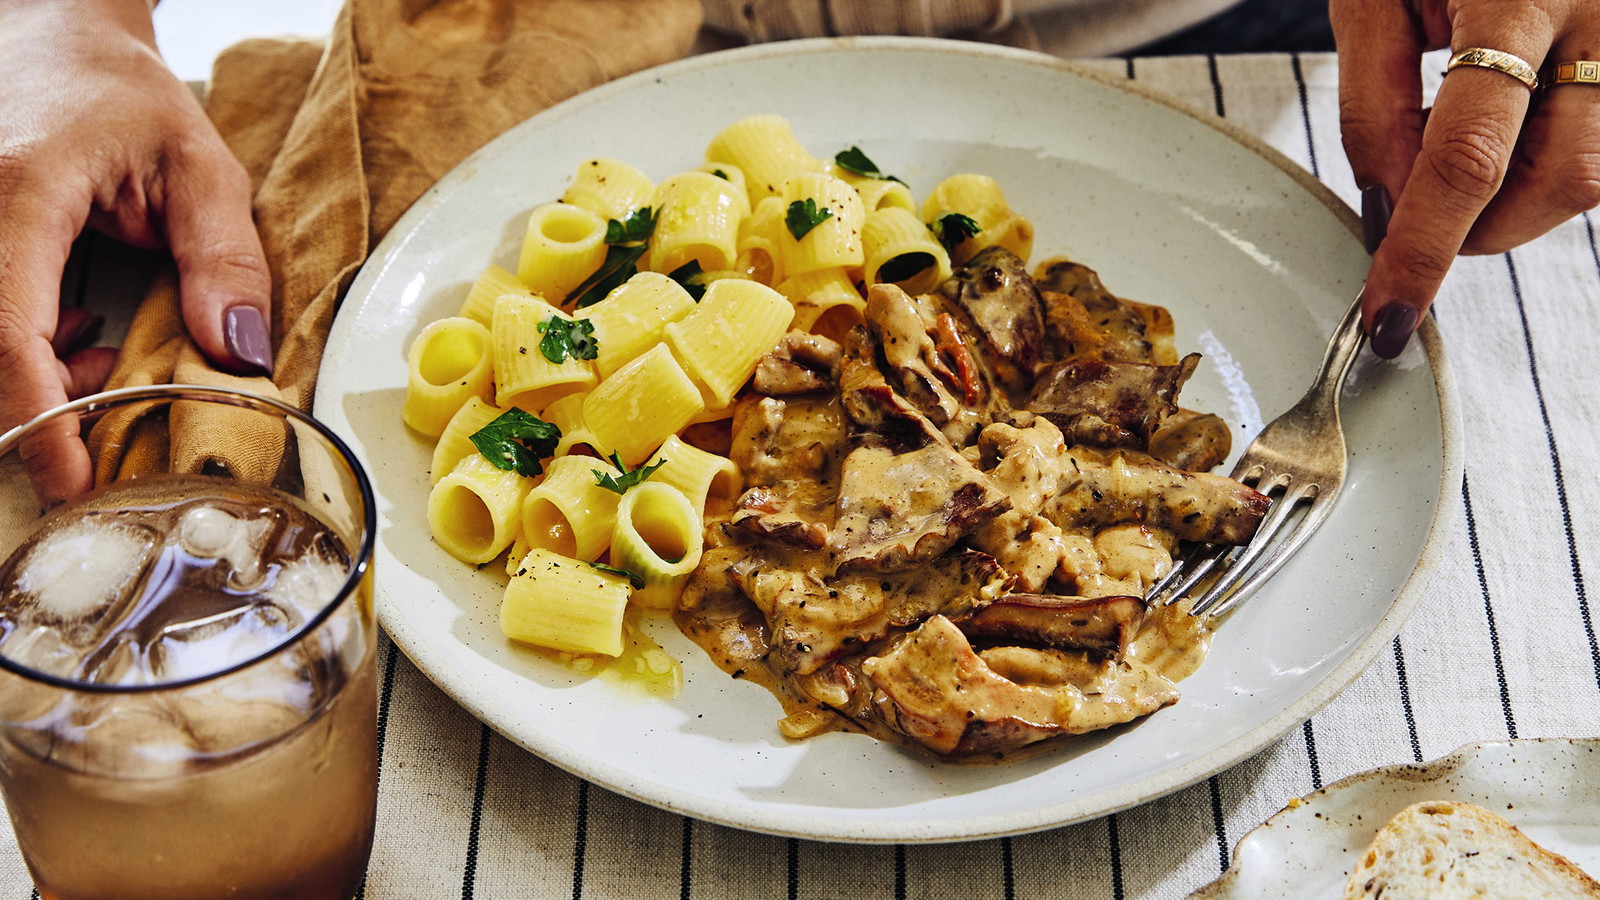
{"left": 1307, "top": 289, "right": 1368, "bottom": 407}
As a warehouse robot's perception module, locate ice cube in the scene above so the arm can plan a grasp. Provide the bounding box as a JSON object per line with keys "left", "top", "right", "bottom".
{"left": 59, "top": 694, "right": 199, "bottom": 781}
{"left": 7, "top": 519, "right": 158, "bottom": 625}
{"left": 176, "top": 503, "right": 277, "bottom": 591}
{"left": 0, "top": 624, "right": 80, "bottom": 678}
{"left": 262, "top": 553, "right": 349, "bottom": 625}
{"left": 147, "top": 602, "right": 294, "bottom": 684}
{"left": 76, "top": 634, "right": 146, "bottom": 688}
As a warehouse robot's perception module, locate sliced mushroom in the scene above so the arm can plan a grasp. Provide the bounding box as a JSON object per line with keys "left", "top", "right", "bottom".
{"left": 1026, "top": 353, "right": 1199, "bottom": 450}
{"left": 962, "top": 594, "right": 1146, "bottom": 655}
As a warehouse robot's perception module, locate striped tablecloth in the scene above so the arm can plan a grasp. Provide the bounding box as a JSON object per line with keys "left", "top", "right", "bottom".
{"left": 11, "top": 50, "right": 1600, "bottom": 899}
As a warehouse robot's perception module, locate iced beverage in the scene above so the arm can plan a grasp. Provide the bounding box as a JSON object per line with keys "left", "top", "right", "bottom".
{"left": 0, "top": 388, "right": 378, "bottom": 900}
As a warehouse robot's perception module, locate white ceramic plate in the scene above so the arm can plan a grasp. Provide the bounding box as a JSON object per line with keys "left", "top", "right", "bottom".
{"left": 315, "top": 38, "right": 1461, "bottom": 843}
{"left": 1192, "top": 739, "right": 1600, "bottom": 898}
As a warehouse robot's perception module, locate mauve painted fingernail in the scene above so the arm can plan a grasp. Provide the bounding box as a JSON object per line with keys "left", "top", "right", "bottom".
{"left": 1361, "top": 184, "right": 1392, "bottom": 254}
{"left": 223, "top": 305, "right": 273, "bottom": 376}
{"left": 1370, "top": 303, "right": 1419, "bottom": 359}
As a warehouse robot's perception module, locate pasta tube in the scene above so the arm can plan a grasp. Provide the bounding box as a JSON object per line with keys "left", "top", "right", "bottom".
{"left": 735, "top": 196, "right": 789, "bottom": 285}
{"left": 665, "top": 279, "right": 794, "bottom": 408}
{"left": 501, "top": 549, "right": 628, "bottom": 657}
{"left": 428, "top": 454, "right": 533, "bottom": 565}
{"left": 782, "top": 173, "right": 865, "bottom": 277}
{"left": 851, "top": 177, "right": 916, "bottom": 214}
{"left": 540, "top": 392, "right": 601, "bottom": 456}
{"left": 644, "top": 435, "right": 740, "bottom": 513}
{"left": 921, "top": 173, "right": 1035, "bottom": 265}
{"left": 610, "top": 483, "right": 704, "bottom": 611}
{"left": 458, "top": 263, "right": 531, "bottom": 327}
{"left": 777, "top": 267, "right": 866, "bottom": 334}
{"left": 516, "top": 202, "right": 609, "bottom": 301}
{"left": 582, "top": 343, "right": 704, "bottom": 466}
{"left": 492, "top": 293, "right": 597, "bottom": 412}
{"left": 520, "top": 454, "right": 624, "bottom": 561}
{"left": 584, "top": 272, "right": 697, "bottom": 379}
{"left": 697, "top": 162, "right": 747, "bottom": 199}
{"left": 403, "top": 316, "right": 493, "bottom": 438}
{"left": 648, "top": 171, "right": 750, "bottom": 276}
{"left": 430, "top": 396, "right": 504, "bottom": 485}
{"left": 862, "top": 207, "right": 953, "bottom": 296}
{"left": 560, "top": 158, "right": 654, "bottom": 222}
{"left": 705, "top": 114, "right": 822, "bottom": 205}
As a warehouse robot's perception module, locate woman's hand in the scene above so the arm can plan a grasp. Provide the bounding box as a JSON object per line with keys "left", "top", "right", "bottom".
{"left": 1333, "top": 0, "right": 1600, "bottom": 357}
{"left": 0, "top": 0, "right": 271, "bottom": 502}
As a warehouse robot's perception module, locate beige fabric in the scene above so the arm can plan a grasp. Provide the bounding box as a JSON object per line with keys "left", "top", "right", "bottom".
{"left": 96, "top": 0, "right": 702, "bottom": 479}
{"left": 701, "top": 0, "right": 1012, "bottom": 41}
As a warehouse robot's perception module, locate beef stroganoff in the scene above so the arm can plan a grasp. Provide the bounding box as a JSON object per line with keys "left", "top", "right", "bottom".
{"left": 400, "top": 114, "right": 1268, "bottom": 758}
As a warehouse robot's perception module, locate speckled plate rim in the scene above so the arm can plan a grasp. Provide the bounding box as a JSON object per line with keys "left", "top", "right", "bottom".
{"left": 318, "top": 36, "right": 1463, "bottom": 842}
{"left": 1191, "top": 737, "right": 1600, "bottom": 898}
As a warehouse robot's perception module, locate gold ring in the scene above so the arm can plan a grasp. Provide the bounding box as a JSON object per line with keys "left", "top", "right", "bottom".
{"left": 1551, "top": 60, "right": 1600, "bottom": 86}
{"left": 1447, "top": 47, "right": 1539, "bottom": 91}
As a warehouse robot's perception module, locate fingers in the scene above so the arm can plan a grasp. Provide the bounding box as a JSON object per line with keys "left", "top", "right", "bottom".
{"left": 161, "top": 132, "right": 273, "bottom": 377}
{"left": 1465, "top": 57, "right": 1600, "bottom": 253}
{"left": 59, "top": 346, "right": 118, "bottom": 400}
{"left": 1360, "top": 13, "right": 1556, "bottom": 358}
{"left": 0, "top": 191, "right": 93, "bottom": 504}
{"left": 1332, "top": 0, "right": 1435, "bottom": 203}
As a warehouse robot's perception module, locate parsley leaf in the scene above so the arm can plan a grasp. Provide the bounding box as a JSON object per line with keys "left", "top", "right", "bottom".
{"left": 876, "top": 252, "right": 935, "bottom": 286}
{"left": 536, "top": 315, "right": 598, "bottom": 364}
{"left": 566, "top": 243, "right": 648, "bottom": 308}
{"left": 786, "top": 198, "right": 834, "bottom": 241}
{"left": 592, "top": 451, "right": 667, "bottom": 495}
{"left": 834, "top": 146, "right": 904, "bottom": 184}
{"left": 667, "top": 260, "right": 708, "bottom": 302}
{"left": 604, "top": 207, "right": 657, "bottom": 245}
{"left": 710, "top": 168, "right": 730, "bottom": 181}
{"left": 589, "top": 561, "right": 645, "bottom": 589}
{"left": 468, "top": 409, "right": 561, "bottom": 478}
{"left": 930, "top": 212, "right": 982, "bottom": 252}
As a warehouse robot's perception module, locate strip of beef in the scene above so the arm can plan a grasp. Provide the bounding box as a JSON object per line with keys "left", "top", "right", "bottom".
{"left": 728, "top": 395, "right": 845, "bottom": 550}
{"left": 939, "top": 247, "right": 1045, "bottom": 396}
{"left": 751, "top": 331, "right": 843, "bottom": 396}
{"left": 1026, "top": 353, "right": 1199, "bottom": 450}
{"left": 1148, "top": 409, "right": 1232, "bottom": 472}
{"left": 1034, "top": 258, "right": 1177, "bottom": 365}
{"left": 962, "top": 594, "right": 1145, "bottom": 656}
{"left": 861, "top": 615, "right": 1179, "bottom": 756}
{"left": 837, "top": 326, "right": 945, "bottom": 453}
{"left": 1048, "top": 445, "right": 1268, "bottom": 545}
{"left": 863, "top": 283, "right": 999, "bottom": 445}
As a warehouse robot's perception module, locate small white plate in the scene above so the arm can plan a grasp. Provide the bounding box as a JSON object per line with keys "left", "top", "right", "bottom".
{"left": 315, "top": 37, "right": 1462, "bottom": 843}
{"left": 1193, "top": 739, "right": 1600, "bottom": 898}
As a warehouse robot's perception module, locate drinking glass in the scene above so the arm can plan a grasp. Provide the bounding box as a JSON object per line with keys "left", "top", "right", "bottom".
{"left": 0, "top": 385, "right": 378, "bottom": 900}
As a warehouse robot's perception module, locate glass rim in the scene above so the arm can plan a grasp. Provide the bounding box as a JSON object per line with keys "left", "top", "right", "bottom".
{"left": 0, "top": 384, "right": 377, "bottom": 695}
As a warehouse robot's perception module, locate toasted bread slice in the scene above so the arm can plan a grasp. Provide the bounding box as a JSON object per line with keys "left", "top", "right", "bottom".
{"left": 1344, "top": 799, "right": 1600, "bottom": 899}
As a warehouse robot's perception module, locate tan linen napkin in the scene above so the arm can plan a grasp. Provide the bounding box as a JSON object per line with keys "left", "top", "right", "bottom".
{"left": 94, "top": 0, "right": 702, "bottom": 482}
{"left": 700, "top": 0, "right": 1015, "bottom": 41}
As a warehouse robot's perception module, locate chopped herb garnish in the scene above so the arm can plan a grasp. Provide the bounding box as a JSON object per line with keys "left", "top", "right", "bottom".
{"left": 468, "top": 409, "right": 561, "bottom": 477}
{"left": 931, "top": 212, "right": 982, "bottom": 252}
{"left": 592, "top": 451, "right": 666, "bottom": 495}
{"left": 876, "top": 252, "right": 935, "bottom": 285}
{"left": 566, "top": 242, "right": 648, "bottom": 308}
{"left": 786, "top": 198, "right": 833, "bottom": 240}
{"left": 589, "top": 561, "right": 645, "bottom": 589}
{"left": 710, "top": 168, "right": 730, "bottom": 181}
{"left": 604, "top": 207, "right": 656, "bottom": 245}
{"left": 834, "top": 146, "right": 904, "bottom": 184}
{"left": 536, "top": 315, "right": 598, "bottom": 364}
{"left": 667, "top": 260, "right": 708, "bottom": 301}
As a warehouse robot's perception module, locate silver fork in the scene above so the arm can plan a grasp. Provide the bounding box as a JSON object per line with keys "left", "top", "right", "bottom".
{"left": 1147, "top": 290, "right": 1368, "bottom": 618}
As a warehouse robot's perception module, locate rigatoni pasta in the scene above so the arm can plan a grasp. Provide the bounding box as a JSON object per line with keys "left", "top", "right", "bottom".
{"left": 665, "top": 279, "right": 794, "bottom": 409}
{"left": 561, "top": 158, "right": 654, "bottom": 222}
{"left": 491, "top": 294, "right": 597, "bottom": 411}
{"left": 517, "top": 202, "right": 609, "bottom": 300}
{"left": 403, "top": 316, "right": 493, "bottom": 438}
{"left": 610, "top": 483, "right": 703, "bottom": 611}
{"left": 427, "top": 453, "right": 532, "bottom": 564}
{"left": 520, "top": 454, "right": 624, "bottom": 561}
{"left": 501, "top": 549, "right": 629, "bottom": 657}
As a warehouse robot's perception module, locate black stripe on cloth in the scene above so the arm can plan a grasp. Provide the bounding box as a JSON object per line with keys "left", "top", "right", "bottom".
{"left": 1463, "top": 473, "right": 1519, "bottom": 740}
{"left": 1392, "top": 637, "right": 1424, "bottom": 762}
{"left": 461, "top": 724, "right": 493, "bottom": 898}
{"left": 1509, "top": 250, "right": 1600, "bottom": 691}
{"left": 1207, "top": 55, "right": 1226, "bottom": 118}
{"left": 894, "top": 844, "right": 906, "bottom": 899}
{"left": 28, "top": 889, "right": 38, "bottom": 900}
{"left": 786, "top": 837, "right": 799, "bottom": 900}
{"left": 998, "top": 836, "right": 1015, "bottom": 900}
{"left": 1289, "top": 53, "right": 1320, "bottom": 178}
{"left": 1107, "top": 814, "right": 1126, "bottom": 900}
{"left": 679, "top": 817, "right": 692, "bottom": 900}
{"left": 1125, "top": 57, "right": 1135, "bottom": 80}
{"left": 1585, "top": 213, "right": 1599, "bottom": 272}
{"left": 1302, "top": 720, "right": 1323, "bottom": 790}
{"left": 1207, "top": 776, "right": 1229, "bottom": 870}
{"left": 356, "top": 639, "right": 404, "bottom": 898}
{"left": 570, "top": 781, "right": 590, "bottom": 900}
